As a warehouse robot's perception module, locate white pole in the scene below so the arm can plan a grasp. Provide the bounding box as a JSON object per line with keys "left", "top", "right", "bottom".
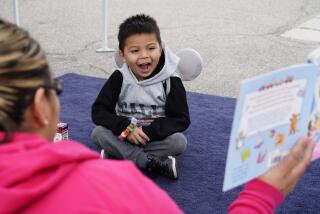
{"left": 13, "top": 0, "right": 20, "bottom": 26}
{"left": 96, "top": 0, "right": 115, "bottom": 53}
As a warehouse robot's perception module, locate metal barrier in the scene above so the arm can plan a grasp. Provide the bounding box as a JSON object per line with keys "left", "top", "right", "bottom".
{"left": 11, "top": 0, "right": 114, "bottom": 53}
{"left": 96, "top": 0, "right": 115, "bottom": 53}
{"left": 13, "top": 0, "right": 20, "bottom": 26}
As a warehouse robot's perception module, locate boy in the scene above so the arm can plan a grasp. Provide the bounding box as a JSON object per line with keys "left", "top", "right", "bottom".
{"left": 91, "top": 14, "right": 190, "bottom": 179}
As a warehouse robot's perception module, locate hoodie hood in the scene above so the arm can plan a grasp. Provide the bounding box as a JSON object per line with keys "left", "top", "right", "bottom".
{"left": 0, "top": 132, "right": 99, "bottom": 213}
{"left": 121, "top": 42, "right": 180, "bottom": 87}
{"left": 116, "top": 42, "right": 181, "bottom": 121}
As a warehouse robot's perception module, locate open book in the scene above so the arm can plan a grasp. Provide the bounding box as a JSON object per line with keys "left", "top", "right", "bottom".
{"left": 223, "top": 52, "right": 320, "bottom": 192}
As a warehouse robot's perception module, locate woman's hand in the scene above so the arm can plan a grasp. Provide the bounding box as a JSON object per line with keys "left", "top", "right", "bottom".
{"left": 258, "top": 136, "right": 315, "bottom": 196}
{"left": 127, "top": 127, "right": 150, "bottom": 145}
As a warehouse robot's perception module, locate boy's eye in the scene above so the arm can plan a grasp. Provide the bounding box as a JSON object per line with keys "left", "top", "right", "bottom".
{"left": 130, "top": 50, "right": 138, "bottom": 53}
{"left": 149, "top": 47, "right": 156, "bottom": 50}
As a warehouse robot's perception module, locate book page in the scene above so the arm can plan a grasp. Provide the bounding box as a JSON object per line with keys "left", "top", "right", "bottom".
{"left": 241, "top": 80, "right": 305, "bottom": 137}
{"left": 307, "top": 74, "right": 320, "bottom": 160}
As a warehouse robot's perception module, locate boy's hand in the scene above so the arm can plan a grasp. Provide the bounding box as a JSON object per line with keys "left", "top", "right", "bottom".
{"left": 258, "top": 136, "right": 314, "bottom": 197}
{"left": 127, "top": 127, "right": 150, "bottom": 145}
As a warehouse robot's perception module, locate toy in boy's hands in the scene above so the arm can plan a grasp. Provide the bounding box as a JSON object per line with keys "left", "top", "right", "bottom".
{"left": 258, "top": 136, "right": 314, "bottom": 196}
{"left": 118, "top": 117, "right": 138, "bottom": 141}
{"left": 127, "top": 127, "right": 150, "bottom": 145}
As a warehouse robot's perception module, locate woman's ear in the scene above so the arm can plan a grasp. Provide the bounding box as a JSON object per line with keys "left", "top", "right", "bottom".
{"left": 32, "top": 88, "right": 49, "bottom": 127}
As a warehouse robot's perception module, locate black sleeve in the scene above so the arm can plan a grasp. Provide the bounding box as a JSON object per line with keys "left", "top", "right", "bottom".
{"left": 142, "top": 77, "right": 190, "bottom": 141}
{"left": 91, "top": 70, "right": 130, "bottom": 135}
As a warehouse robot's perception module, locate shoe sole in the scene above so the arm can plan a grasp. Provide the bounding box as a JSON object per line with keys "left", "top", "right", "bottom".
{"left": 168, "top": 156, "right": 178, "bottom": 179}
{"left": 100, "top": 149, "right": 105, "bottom": 159}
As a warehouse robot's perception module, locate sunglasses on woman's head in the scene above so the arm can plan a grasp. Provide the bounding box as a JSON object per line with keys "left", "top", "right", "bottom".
{"left": 43, "top": 79, "right": 64, "bottom": 95}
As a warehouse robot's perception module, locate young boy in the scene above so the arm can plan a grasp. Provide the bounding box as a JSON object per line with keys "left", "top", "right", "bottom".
{"left": 91, "top": 14, "right": 190, "bottom": 179}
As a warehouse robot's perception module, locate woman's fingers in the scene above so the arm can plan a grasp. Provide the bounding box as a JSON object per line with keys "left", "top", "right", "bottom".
{"left": 290, "top": 141, "right": 314, "bottom": 179}
{"left": 258, "top": 136, "right": 314, "bottom": 196}
{"left": 277, "top": 137, "right": 311, "bottom": 175}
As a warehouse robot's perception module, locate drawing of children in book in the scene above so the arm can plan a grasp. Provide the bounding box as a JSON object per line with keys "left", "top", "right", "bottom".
{"left": 236, "top": 131, "right": 246, "bottom": 150}
{"left": 289, "top": 113, "right": 300, "bottom": 135}
{"left": 308, "top": 120, "right": 314, "bottom": 137}
{"left": 241, "top": 147, "right": 250, "bottom": 162}
{"left": 268, "top": 129, "right": 275, "bottom": 138}
{"left": 257, "top": 151, "right": 266, "bottom": 164}
{"left": 274, "top": 133, "right": 285, "bottom": 147}
{"left": 310, "top": 114, "right": 320, "bottom": 142}
{"left": 315, "top": 114, "right": 320, "bottom": 129}
{"left": 254, "top": 134, "right": 264, "bottom": 149}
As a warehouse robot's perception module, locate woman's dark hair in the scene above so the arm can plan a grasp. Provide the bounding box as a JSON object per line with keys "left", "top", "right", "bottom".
{"left": 118, "top": 14, "right": 162, "bottom": 51}
{"left": 0, "top": 19, "right": 51, "bottom": 143}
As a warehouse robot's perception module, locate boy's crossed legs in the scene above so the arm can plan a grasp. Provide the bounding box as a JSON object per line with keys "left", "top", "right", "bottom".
{"left": 91, "top": 126, "right": 187, "bottom": 179}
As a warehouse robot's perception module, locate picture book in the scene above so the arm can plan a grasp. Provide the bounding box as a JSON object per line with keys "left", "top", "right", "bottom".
{"left": 223, "top": 62, "right": 320, "bottom": 192}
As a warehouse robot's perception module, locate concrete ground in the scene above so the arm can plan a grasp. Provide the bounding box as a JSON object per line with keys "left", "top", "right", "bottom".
{"left": 1, "top": 0, "right": 320, "bottom": 97}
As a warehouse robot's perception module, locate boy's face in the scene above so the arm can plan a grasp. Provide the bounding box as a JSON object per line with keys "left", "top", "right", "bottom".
{"left": 120, "top": 33, "right": 162, "bottom": 81}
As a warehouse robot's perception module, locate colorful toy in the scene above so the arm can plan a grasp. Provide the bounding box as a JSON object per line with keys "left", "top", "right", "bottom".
{"left": 118, "top": 117, "right": 138, "bottom": 141}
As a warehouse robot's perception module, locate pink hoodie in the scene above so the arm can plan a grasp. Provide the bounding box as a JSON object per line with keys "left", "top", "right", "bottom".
{"left": 0, "top": 132, "right": 283, "bottom": 213}
{"left": 228, "top": 179, "right": 284, "bottom": 214}
{"left": 0, "top": 132, "right": 182, "bottom": 213}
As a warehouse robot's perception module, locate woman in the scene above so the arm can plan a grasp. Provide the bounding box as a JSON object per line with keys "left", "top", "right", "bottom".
{"left": 0, "top": 19, "right": 315, "bottom": 213}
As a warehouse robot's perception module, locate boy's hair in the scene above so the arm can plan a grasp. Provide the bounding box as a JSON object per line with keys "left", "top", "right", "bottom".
{"left": 118, "top": 14, "right": 161, "bottom": 51}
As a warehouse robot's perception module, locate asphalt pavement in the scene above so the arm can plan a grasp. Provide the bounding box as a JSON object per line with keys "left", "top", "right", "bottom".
{"left": 1, "top": 0, "right": 320, "bottom": 97}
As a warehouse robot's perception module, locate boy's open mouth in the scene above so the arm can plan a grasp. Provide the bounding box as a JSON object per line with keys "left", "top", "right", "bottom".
{"left": 139, "top": 63, "right": 151, "bottom": 71}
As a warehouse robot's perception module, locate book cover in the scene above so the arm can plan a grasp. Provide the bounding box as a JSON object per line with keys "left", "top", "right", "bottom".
{"left": 223, "top": 63, "right": 320, "bottom": 192}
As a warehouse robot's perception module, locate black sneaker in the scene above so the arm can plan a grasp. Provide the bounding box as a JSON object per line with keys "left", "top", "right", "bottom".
{"left": 100, "top": 149, "right": 120, "bottom": 160}
{"left": 100, "top": 149, "right": 108, "bottom": 159}
{"left": 146, "top": 155, "right": 179, "bottom": 180}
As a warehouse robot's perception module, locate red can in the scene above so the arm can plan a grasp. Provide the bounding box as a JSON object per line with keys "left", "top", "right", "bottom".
{"left": 54, "top": 122, "right": 69, "bottom": 142}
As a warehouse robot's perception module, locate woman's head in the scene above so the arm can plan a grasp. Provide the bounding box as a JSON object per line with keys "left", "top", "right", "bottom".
{"left": 0, "top": 19, "right": 61, "bottom": 143}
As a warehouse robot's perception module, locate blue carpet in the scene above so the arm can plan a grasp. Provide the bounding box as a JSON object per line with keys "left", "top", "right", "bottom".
{"left": 59, "top": 73, "right": 320, "bottom": 214}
